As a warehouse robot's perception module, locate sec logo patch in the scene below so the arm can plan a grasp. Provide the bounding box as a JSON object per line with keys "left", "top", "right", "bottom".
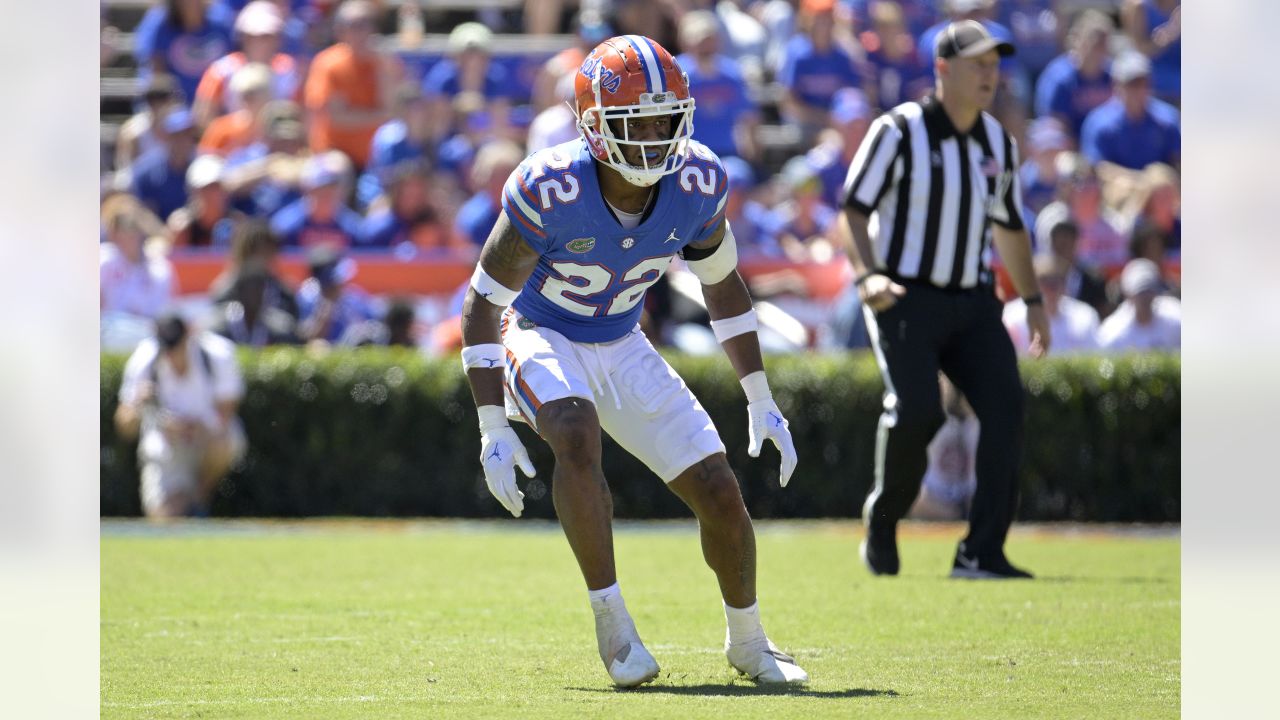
{"left": 517, "top": 317, "right": 536, "bottom": 330}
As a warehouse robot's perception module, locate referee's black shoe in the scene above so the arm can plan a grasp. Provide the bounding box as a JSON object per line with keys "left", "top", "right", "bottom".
{"left": 859, "top": 516, "right": 900, "bottom": 576}
{"left": 949, "top": 547, "right": 1033, "bottom": 580}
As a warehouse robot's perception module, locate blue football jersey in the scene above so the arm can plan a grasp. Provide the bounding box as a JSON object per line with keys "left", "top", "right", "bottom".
{"left": 501, "top": 139, "right": 730, "bottom": 343}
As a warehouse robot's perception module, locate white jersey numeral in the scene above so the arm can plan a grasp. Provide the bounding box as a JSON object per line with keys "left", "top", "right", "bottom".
{"left": 537, "top": 174, "right": 581, "bottom": 211}
{"left": 679, "top": 165, "right": 718, "bottom": 196}
{"left": 539, "top": 261, "right": 613, "bottom": 316}
{"left": 605, "top": 256, "right": 672, "bottom": 316}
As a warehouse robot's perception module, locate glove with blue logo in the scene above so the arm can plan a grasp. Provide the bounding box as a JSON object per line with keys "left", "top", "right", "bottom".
{"left": 477, "top": 405, "right": 536, "bottom": 517}
{"left": 741, "top": 372, "right": 798, "bottom": 487}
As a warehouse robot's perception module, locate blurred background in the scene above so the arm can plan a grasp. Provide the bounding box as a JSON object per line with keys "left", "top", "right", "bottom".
{"left": 97, "top": 0, "right": 1181, "bottom": 522}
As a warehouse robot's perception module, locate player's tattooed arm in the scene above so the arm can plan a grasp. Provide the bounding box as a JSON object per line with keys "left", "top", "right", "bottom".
{"left": 462, "top": 214, "right": 542, "bottom": 408}
{"left": 693, "top": 218, "right": 764, "bottom": 378}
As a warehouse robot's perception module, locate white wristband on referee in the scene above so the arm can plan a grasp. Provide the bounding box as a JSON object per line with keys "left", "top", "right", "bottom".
{"left": 477, "top": 405, "right": 509, "bottom": 431}
{"left": 461, "top": 343, "right": 505, "bottom": 372}
{"left": 740, "top": 371, "right": 772, "bottom": 403}
{"left": 710, "top": 308, "right": 758, "bottom": 344}
{"left": 470, "top": 265, "right": 520, "bottom": 307}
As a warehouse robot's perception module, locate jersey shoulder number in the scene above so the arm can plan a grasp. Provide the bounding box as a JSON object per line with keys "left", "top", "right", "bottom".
{"left": 501, "top": 142, "right": 586, "bottom": 249}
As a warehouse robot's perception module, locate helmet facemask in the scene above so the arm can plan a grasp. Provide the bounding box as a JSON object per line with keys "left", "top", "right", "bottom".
{"left": 579, "top": 86, "right": 696, "bottom": 187}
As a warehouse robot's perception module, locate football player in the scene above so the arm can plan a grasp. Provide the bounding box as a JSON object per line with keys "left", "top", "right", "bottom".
{"left": 459, "top": 35, "right": 807, "bottom": 687}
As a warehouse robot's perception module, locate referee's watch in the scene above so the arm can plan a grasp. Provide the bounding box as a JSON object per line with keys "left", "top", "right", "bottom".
{"left": 854, "top": 271, "right": 886, "bottom": 287}
{"left": 1022, "top": 293, "right": 1044, "bottom": 306}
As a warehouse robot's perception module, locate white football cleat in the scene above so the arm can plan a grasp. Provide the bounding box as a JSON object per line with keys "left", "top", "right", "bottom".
{"left": 606, "top": 641, "right": 661, "bottom": 688}
{"left": 595, "top": 610, "right": 660, "bottom": 687}
{"left": 726, "top": 637, "right": 809, "bottom": 684}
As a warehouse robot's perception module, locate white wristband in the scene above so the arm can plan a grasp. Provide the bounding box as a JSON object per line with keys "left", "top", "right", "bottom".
{"left": 477, "top": 405, "right": 508, "bottom": 431}
{"left": 740, "top": 371, "right": 772, "bottom": 403}
{"left": 470, "top": 265, "right": 520, "bottom": 307}
{"left": 461, "top": 343, "right": 505, "bottom": 371}
{"left": 710, "top": 308, "right": 758, "bottom": 343}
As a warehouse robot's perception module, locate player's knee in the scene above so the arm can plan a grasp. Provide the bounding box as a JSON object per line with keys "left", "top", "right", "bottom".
{"left": 538, "top": 399, "right": 601, "bottom": 468}
{"left": 691, "top": 457, "right": 748, "bottom": 520}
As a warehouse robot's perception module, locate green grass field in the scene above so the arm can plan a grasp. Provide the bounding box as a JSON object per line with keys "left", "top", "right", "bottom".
{"left": 101, "top": 521, "right": 1179, "bottom": 719}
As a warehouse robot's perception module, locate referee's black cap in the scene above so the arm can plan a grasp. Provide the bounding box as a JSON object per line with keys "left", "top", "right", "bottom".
{"left": 935, "top": 20, "right": 1016, "bottom": 60}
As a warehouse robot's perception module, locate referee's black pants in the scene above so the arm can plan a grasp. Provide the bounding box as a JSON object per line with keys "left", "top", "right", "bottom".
{"left": 863, "top": 282, "right": 1025, "bottom": 561}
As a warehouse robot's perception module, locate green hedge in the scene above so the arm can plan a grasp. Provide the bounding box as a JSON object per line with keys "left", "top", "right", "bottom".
{"left": 100, "top": 349, "right": 1180, "bottom": 521}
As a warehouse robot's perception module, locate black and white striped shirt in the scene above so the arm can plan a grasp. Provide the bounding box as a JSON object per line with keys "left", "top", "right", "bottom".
{"left": 843, "top": 95, "right": 1025, "bottom": 290}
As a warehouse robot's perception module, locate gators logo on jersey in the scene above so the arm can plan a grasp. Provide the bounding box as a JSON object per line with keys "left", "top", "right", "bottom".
{"left": 566, "top": 237, "right": 596, "bottom": 253}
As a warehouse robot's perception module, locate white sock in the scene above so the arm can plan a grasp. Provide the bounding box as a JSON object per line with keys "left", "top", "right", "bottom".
{"left": 724, "top": 600, "right": 766, "bottom": 647}
{"left": 588, "top": 582, "right": 624, "bottom": 617}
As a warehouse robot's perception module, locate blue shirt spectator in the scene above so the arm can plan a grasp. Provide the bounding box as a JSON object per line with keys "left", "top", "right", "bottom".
{"left": 128, "top": 109, "right": 199, "bottom": 221}
{"left": 455, "top": 193, "right": 500, "bottom": 248}
{"left": 861, "top": 2, "right": 933, "bottom": 111}
{"left": 997, "top": 0, "right": 1062, "bottom": 77}
{"left": 847, "top": 0, "right": 940, "bottom": 38}
{"left": 675, "top": 53, "right": 756, "bottom": 159}
{"left": 134, "top": 1, "right": 235, "bottom": 103}
{"left": 271, "top": 198, "right": 363, "bottom": 249}
{"left": 295, "top": 250, "right": 378, "bottom": 345}
{"left": 779, "top": 34, "right": 864, "bottom": 111}
{"left": 1033, "top": 9, "right": 1113, "bottom": 139}
{"left": 1124, "top": 0, "right": 1180, "bottom": 103}
{"left": 1079, "top": 53, "right": 1179, "bottom": 171}
{"left": 422, "top": 57, "right": 514, "bottom": 101}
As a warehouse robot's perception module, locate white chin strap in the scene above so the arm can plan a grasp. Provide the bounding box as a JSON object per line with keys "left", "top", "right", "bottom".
{"left": 580, "top": 83, "right": 696, "bottom": 187}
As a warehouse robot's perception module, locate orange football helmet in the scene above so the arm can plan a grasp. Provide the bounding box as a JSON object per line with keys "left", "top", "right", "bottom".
{"left": 574, "top": 35, "right": 696, "bottom": 187}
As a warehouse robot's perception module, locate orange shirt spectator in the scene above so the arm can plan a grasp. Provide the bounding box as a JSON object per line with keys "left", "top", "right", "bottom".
{"left": 199, "top": 63, "right": 272, "bottom": 157}
{"left": 304, "top": 1, "right": 399, "bottom": 168}
{"left": 192, "top": 1, "right": 301, "bottom": 127}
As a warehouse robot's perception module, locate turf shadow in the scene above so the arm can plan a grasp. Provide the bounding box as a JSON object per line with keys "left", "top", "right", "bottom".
{"left": 568, "top": 684, "right": 898, "bottom": 698}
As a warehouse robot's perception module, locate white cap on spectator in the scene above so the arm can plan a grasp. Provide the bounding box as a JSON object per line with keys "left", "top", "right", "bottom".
{"left": 449, "top": 22, "right": 493, "bottom": 54}
{"left": 301, "top": 156, "right": 341, "bottom": 191}
{"left": 235, "top": 1, "right": 285, "bottom": 36}
{"left": 1120, "top": 258, "right": 1161, "bottom": 297}
{"left": 948, "top": 0, "right": 994, "bottom": 13}
{"left": 1027, "top": 117, "right": 1069, "bottom": 153}
{"left": 680, "top": 11, "right": 719, "bottom": 47}
{"left": 229, "top": 62, "right": 273, "bottom": 100}
{"left": 187, "top": 154, "right": 226, "bottom": 189}
{"left": 1111, "top": 50, "right": 1152, "bottom": 84}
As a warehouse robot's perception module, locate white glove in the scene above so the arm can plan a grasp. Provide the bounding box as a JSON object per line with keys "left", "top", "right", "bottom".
{"left": 477, "top": 405, "right": 535, "bottom": 517}
{"left": 747, "top": 398, "right": 798, "bottom": 487}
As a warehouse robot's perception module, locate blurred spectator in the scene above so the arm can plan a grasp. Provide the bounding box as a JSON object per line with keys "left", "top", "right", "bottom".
{"left": 1045, "top": 156, "right": 1127, "bottom": 270}
{"left": 170, "top": 154, "right": 241, "bottom": 247}
{"left": 772, "top": 156, "right": 838, "bottom": 263}
{"left": 859, "top": 1, "right": 932, "bottom": 111}
{"left": 1130, "top": 162, "right": 1180, "bottom": 252}
{"left": 114, "top": 312, "right": 246, "bottom": 518}
{"left": 1121, "top": 0, "right": 1180, "bottom": 105}
{"left": 296, "top": 247, "right": 378, "bottom": 345}
{"left": 848, "top": 0, "right": 940, "bottom": 38}
{"left": 209, "top": 218, "right": 298, "bottom": 318}
{"left": 192, "top": 1, "right": 302, "bottom": 127}
{"left": 101, "top": 209, "right": 176, "bottom": 319}
{"left": 676, "top": 11, "right": 761, "bottom": 162}
{"left": 304, "top": 0, "right": 401, "bottom": 168}
{"left": 129, "top": 109, "right": 199, "bottom": 221}
{"left": 919, "top": 0, "right": 1022, "bottom": 100}
{"left": 778, "top": 0, "right": 867, "bottom": 141}
{"left": 455, "top": 141, "right": 524, "bottom": 248}
{"left": 115, "top": 75, "right": 182, "bottom": 173}
{"left": 526, "top": 73, "right": 580, "bottom": 154}
{"left": 342, "top": 296, "right": 421, "bottom": 347}
{"left": 1003, "top": 253, "right": 1100, "bottom": 356}
{"left": 134, "top": 0, "right": 235, "bottom": 105}
{"left": 1080, "top": 51, "right": 1180, "bottom": 172}
{"left": 423, "top": 23, "right": 517, "bottom": 143}
{"left": 1038, "top": 211, "right": 1109, "bottom": 317}
{"left": 199, "top": 62, "right": 273, "bottom": 157}
{"left": 1097, "top": 258, "right": 1180, "bottom": 351}
{"left": 908, "top": 376, "right": 976, "bottom": 521}
{"left": 1125, "top": 223, "right": 1177, "bottom": 299}
{"left": 270, "top": 153, "right": 362, "bottom": 249}
{"left": 721, "top": 157, "right": 780, "bottom": 257}
{"left": 357, "top": 83, "right": 435, "bottom": 209}
{"left": 360, "top": 160, "right": 460, "bottom": 251}
{"left": 223, "top": 100, "right": 308, "bottom": 218}
{"left": 209, "top": 265, "right": 301, "bottom": 345}
{"left": 530, "top": 15, "right": 612, "bottom": 113}
{"left": 997, "top": 0, "right": 1061, "bottom": 80}
{"left": 807, "top": 88, "right": 873, "bottom": 210}
{"left": 712, "top": 1, "right": 769, "bottom": 85}
{"left": 1033, "top": 9, "right": 1112, "bottom": 140}
{"left": 1019, "top": 117, "right": 1069, "bottom": 219}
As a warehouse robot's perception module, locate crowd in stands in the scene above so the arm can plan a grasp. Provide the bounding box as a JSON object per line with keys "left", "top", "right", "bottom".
{"left": 100, "top": 0, "right": 1180, "bottom": 356}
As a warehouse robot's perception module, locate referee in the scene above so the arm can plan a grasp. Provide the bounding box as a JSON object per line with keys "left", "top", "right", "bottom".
{"left": 840, "top": 20, "right": 1050, "bottom": 579}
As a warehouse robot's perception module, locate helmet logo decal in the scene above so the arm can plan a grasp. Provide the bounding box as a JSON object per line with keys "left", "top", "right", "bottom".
{"left": 580, "top": 56, "right": 622, "bottom": 94}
